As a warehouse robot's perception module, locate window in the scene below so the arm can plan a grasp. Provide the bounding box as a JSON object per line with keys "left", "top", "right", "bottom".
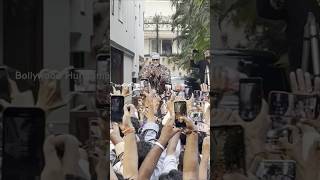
{"left": 151, "top": 39, "right": 161, "bottom": 53}
{"left": 111, "top": 0, "right": 114, "bottom": 15}
{"left": 162, "top": 40, "right": 172, "bottom": 55}
{"left": 118, "top": 0, "right": 123, "bottom": 23}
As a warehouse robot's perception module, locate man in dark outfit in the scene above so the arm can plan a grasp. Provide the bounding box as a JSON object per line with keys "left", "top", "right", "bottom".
{"left": 190, "top": 50, "right": 210, "bottom": 84}
{"left": 257, "top": 0, "right": 320, "bottom": 71}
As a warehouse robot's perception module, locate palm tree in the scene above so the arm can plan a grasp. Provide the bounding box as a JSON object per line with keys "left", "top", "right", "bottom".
{"left": 170, "top": 0, "right": 210, "bottom": 70}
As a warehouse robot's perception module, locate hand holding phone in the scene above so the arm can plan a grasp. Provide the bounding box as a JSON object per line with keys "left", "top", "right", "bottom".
{"left": 174, "top": 101, "right": 187, "bottom": 128}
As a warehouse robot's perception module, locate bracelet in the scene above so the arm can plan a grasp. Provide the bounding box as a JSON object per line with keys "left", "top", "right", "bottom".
{"left": 154, "top": 141, "right": 165, "bottom": 151}
{"left": 122, "top": 127, "right": 135, "bottom": 136}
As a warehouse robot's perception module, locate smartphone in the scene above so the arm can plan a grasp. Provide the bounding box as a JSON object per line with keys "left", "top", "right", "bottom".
{"left": 191, "top": 112, "right": 203, "bottom": 122}
{"left": 174, "top": 101, "right": 187, "bottom": 128}
{"left": 2, "top": 107, "right": 45, "bottom": 179}
{"left": 269, "top": 91, "right": 291, "bottom": 116}
{"left": 70, "top": 69, "right": 96, "bottom": 92}
{"left": 293, "top": 93, "right": 319, "bottom": 120}
{"left": 96, "top": 53, "right": 110, "bottom": 108}
{"left": 194, "top": 90, "right": 202, "bottom": 102}
{"left": 132, "top": 83, "right": 141, "bottom": 97}
{"left": 255, "top": 160, "right": 296, "bottom": 180}
{"left": 111, "top": 96, "right": 125, "bottom": 122}
{"left": 212, "top": 125, "right": 246, "bottom": 179}
{"left": 184, "top": 86, "right": 192, "bottom": 100}
{"left": 239, "top": 78, "right": 263, "bottom": 122}
{"left": 165, "top": 83, "right": 172, "bottom": 97}
{"left": 0, "top": 67, "right": 10, "bottom": 103}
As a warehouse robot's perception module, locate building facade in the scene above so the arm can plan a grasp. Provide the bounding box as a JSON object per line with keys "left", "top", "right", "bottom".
{"left": 143, "top": 0, "right": 187, "bottom": 77}
{"left": 110, "top": 0, "right": 144, "bottom": 84}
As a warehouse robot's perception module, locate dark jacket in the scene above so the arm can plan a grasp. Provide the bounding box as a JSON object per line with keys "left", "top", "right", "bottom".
{"left": 190, "top": 60, "right": 209, "bottom": 83}
{"left": 257, "top": 0, "right": 320, "bottom": 70}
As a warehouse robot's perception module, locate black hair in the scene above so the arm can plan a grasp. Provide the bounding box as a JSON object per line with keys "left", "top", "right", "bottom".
{"left": 159, "top": 170, "right": 183, "bottom": 180}
{"left": 137, "top": 141, "right": 152, "bottom": 168}
{"left": 131, "top": 117, "right": 141, "bottom": 133}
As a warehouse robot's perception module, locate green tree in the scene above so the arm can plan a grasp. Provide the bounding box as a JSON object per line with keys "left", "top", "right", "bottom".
{"left": 170, "top": 0, "right": 210, "bottom": 70}
{"left": 211, "top": 0, "right": 288, "bottom": 62}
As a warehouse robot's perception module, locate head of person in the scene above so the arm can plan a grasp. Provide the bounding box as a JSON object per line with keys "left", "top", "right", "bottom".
{"left": 151, "top": 53, "right": 161, "bottom": 67}
{"left": 159, "top": 170, "right": 183, "bottom": 180}
{"left": 137, "top": 140, "right": 153, "bottom": 168}
{"left": 204, "top": 49, "right": 211, "bottom": 61}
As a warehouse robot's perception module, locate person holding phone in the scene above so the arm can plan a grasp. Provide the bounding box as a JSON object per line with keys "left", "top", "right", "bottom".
{"left": 256, "top": 0, "right": 320, "bottom": 71}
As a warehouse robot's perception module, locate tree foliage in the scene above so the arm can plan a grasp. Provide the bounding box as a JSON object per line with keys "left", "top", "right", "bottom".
{"left": 170, "top": 0, "right": 210, "bottom": 69}
{"left": 212, "top": 0, "right": 288, "bottom": 58}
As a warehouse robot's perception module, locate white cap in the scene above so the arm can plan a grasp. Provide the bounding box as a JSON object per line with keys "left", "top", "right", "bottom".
{"left": 151, "top": 52, "right": 160, "bottom": 60}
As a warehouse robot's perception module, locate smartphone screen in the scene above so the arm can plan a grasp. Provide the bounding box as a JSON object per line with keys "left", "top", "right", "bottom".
{"left": 0, "top": 67, "right": 10, "bottom": 103}
{"left": 165, "top": 84, "right": 172, "bottom": 97}
{"left": 191, "top": 112, "right": 203, "bottom": 122}
{"left": 239, "top": 78, "right": 263, "bottom": 122}
{"left": 269, "top": 91, "right": 319, "bottom": 120}
{"left": 255, "top": 160, "right": 296, "bottom": 180}
{"left": 174, "top": 101, "right": 187, "bottom": 128}
{"left": 184, "top": 86, "right": 192, "bottom": 100}
{"left": 212, "top": 125, "right": 246, "bottom": 179}
{"left": 2, "top": 107, "right": 45, "bottom": 179}
{"left": 293, "top": 94, "right": 319, "bottom": 120}
{"left": 269, "top": 91, "right": 290, "bottom": 116}
{"left": 194, "top": 90, "right": 202, "bottom": 102}
{"left": 111, "top": 96, "right": 125, "bottom": 122}
{"left": 96, "top": 54, "right": 110, "bottom": 108}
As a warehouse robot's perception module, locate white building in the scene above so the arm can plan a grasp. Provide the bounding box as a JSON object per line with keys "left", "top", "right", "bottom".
{"left": 144, "top": 0, "right": 187, "bottom": 77}
{"left": 110, "top": 0, "right": 144, "bottom": 84}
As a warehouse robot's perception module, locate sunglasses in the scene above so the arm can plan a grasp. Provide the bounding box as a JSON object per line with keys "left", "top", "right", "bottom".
{"left": 152, "top": 59, "right": 160, "bottom": 61}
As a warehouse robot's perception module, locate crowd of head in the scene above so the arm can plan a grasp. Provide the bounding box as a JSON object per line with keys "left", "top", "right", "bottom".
{"left": 109, "top": 81, "right": 211, "bottom": 180}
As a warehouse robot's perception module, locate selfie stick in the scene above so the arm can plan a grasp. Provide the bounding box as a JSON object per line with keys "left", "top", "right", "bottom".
{"left": 302, "top": 12, "right": 320, "bottom": 76}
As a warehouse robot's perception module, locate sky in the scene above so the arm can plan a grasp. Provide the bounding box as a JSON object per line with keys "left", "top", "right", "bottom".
{"left": 144, "top": 0, "right": 176, "bottom": 17}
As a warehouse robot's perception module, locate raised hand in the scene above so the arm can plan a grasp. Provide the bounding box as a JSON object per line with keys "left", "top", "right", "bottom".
{"left": 41, "top": 135, "right": 83, "bottom": 180}
{"left": 0, "top": 78, "right": 34, "bottom": 109}
{"left": 290, "top": 69, "right": 320, "bottom": 94}
{"left": 36, "top": 68, "right": 74, "bottom": 114}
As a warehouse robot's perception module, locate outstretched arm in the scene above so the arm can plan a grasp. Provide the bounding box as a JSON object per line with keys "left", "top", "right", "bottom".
{"left": 138, "top": 116, "right": 180, "bottom": 179}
